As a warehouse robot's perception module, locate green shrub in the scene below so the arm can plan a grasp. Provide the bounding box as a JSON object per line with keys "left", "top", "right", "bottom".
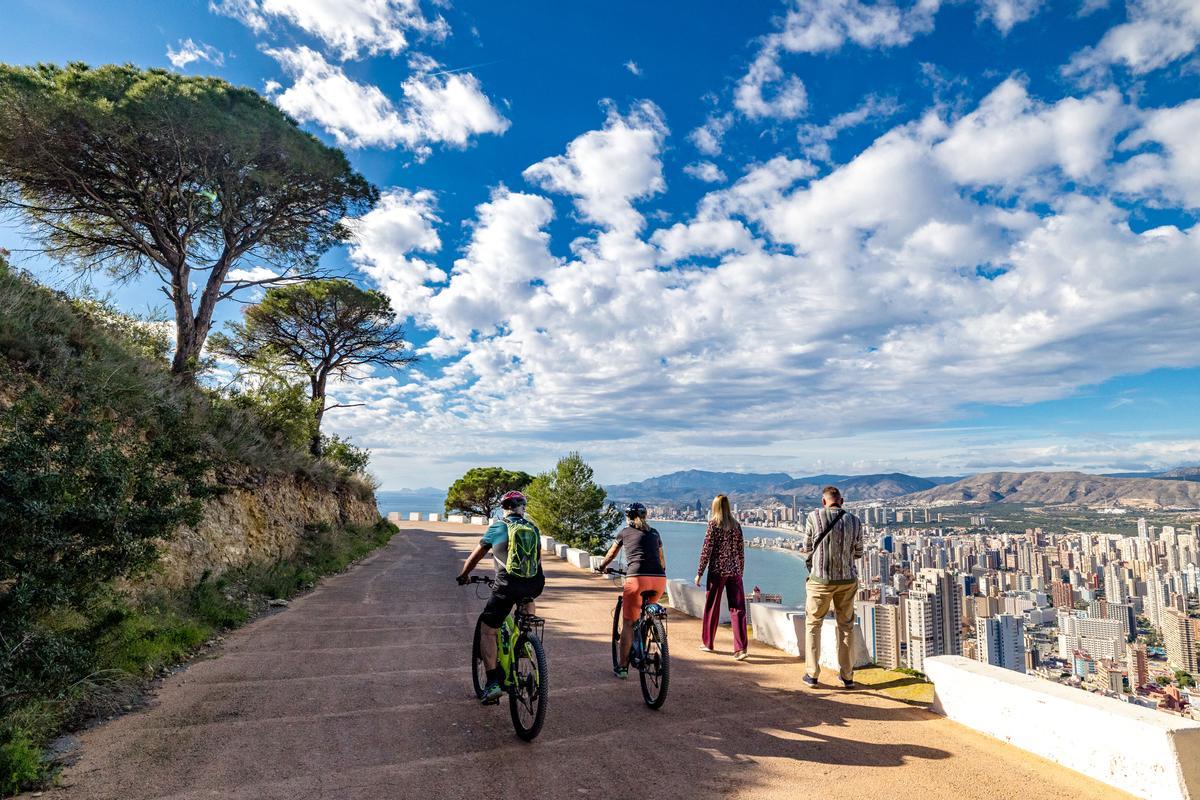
{"left": 0, "top": 725, "right": 43, "bottom": 796}
{"left": 321, "top": 433, "right": 371, "bottom": 475}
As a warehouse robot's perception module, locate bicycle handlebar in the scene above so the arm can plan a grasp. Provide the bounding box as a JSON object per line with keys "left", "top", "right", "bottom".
{"left": 598, "top": 567, "right": 626, "bottom": 576}
{"left": 458, "top": 574, "right": 496, "bottom": 588}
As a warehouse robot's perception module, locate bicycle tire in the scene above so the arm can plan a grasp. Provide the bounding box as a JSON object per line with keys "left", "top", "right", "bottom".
{"left": 639, "top": 617, "right": 670, "bottom": 709}
{"left": 471, "top": 615, "right": 486, "bottom": 700}
{"left": 509, "top": 632, "right": 548, "bottom": 741}
{"left": 610, "top": 597, "right": 622, "bottom": 673}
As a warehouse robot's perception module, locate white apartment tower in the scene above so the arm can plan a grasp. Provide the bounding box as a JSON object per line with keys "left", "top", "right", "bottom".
{"left": 977, "top": 614, "right": 1026, "bottom": 673}
{"left": 905, "top": 568, "right": 962, "bottom": 671}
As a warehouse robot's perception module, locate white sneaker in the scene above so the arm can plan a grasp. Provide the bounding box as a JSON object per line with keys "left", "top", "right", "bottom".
{"left": 699, "top": 645, "right": 714, "bottom": 652}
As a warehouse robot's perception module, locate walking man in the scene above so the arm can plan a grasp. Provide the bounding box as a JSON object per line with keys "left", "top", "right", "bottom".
{"left": 802, "top": 486, "right": 863, "bottom": 688}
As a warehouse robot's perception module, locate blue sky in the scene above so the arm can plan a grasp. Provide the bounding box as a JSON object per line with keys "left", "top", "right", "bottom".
{"left": 3, "top": 0, "right": 1199, "bottom": 488}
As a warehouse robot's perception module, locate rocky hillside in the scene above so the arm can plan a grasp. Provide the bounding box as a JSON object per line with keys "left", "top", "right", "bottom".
{"left": 897, "top": 471, "right": 1200, "bottom": 509}
{"left": 158, "top": 475, "right": 379, "bottom": 588}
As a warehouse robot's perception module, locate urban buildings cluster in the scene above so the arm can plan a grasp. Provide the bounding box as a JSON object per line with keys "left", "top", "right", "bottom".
{"left": 656, "top": 498, "right": 1200, "bottom": 718}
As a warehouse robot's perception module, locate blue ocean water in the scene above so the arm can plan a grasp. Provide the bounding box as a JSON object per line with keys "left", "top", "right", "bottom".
{"left": 652, "top": 521, "right": 809, "bottom": 607}
{"left": 375, "top": 492, "right": 809, "bottom": 605}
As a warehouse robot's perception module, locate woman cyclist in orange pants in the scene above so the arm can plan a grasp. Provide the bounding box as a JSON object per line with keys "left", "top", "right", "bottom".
{"left": 596, "top": 502, "right": 667, "bottom": 678}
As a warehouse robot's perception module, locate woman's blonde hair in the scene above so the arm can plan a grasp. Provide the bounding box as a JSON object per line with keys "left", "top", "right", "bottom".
{"left": 627, "top": 507, "right": 652, "bottom": 532}
{"left": 710, "top": 494, "right": 736, "bottom": 531}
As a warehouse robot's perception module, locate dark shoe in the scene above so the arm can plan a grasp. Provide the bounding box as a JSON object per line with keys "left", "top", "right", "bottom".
{"left": 481, "top": 680, "right": 503, "bottom": 704}
{"left": 613, "top": 666, "right": 629, "bottom": 680}
{"left": 841, "top": 678, "right": 856, "bottom": 689}
{"left": 802, "top": 674, "right": 819, "bottom": 688}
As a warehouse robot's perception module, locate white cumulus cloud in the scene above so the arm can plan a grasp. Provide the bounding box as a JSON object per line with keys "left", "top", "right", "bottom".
{"left": 166, "top": 38, "right": 225, "bottom": 69}
{"left": 683, "top": 161, "right": 728, "bottom": 183}
{"left": 523, "top": 101, "right": 668, "bottom": 232}
{"left": 348, "top": 188, "right": 446, "bottom": 321}
{"left": 210, "top": 0, "right": 447, "bottom": 59}
{"left": 977, "top": 0, "right": 1045, "bottom": 34}
{"left": 265, "top": 46, "right": 509, "bottom": 155}
{"left": 1065, "top": 0, "right": 1200, "bottom": 79}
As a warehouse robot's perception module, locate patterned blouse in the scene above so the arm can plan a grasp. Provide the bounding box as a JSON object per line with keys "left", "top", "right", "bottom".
{"left": 697, "top": 520, "right": 745, "bottom": 577}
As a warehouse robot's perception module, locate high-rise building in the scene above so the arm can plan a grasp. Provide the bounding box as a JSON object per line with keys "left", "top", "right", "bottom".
{"left": 1163, "top": 609, "right": 1200, "bottom": 673}
{"left": 905, "top": 568, "right": 962, "bottom": 671}
{"left": 977, "top": 614, "right": 1026, "bottom": 673}
{"left": 1057, "top": 612, "right": 1126, "bottom": 661}
{"left": 1051, "top": 580, "right": 1074, "bottom": 609}
{"left": 1126, "top": 642, "right": 1149, "bottom": 690}
{"left": 1144, "top": 567, "right": 1167, "bottom": 630}
{"left": 859, "top": 602, "right": 901, "bottom": 670}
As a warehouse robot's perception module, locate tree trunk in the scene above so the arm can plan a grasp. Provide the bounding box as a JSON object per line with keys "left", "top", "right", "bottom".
{"left": 310, "top": 371, "right": 328, "bottom": 458}
{"left": 170, "top": 264, "right": 199, "bottom": 375}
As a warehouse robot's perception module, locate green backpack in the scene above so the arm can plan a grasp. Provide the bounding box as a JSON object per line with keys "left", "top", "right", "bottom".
{"left": 504, "top": 517, "right": 541, "bottom": 578}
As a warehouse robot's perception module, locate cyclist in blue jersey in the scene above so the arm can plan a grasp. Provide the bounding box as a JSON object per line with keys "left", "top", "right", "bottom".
{"left": 456, "top": 491, "right": 545, "bottom": 703}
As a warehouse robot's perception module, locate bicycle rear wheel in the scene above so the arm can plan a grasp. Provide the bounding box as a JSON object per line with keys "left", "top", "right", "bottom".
{"left": 638, "top": 617, "right": 670, "bottom": 709}
{"left": 471, "top": 615, "right": 486, "bottom": 700}
{"left": 610, "top": 597, "right": 622, "bottom": 672}
{"left": 509, "top": 633, "right": 548, "bottom": 741}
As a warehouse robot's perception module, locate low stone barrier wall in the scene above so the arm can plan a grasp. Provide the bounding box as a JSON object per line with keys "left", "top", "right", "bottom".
{"left": 749, "top": 602, "right": 802, "bottom": 656}
{"left": 540, "top": 535, "right": 556, "bottom": 553}
{"left": 554, "top": 543, "right": 569, "bottom": 559}
{"left": 925, "top": 655, "right": 1200, "bottom": 800}
{"left": 815, "top": 618, "right": 870, "bottom": 671}
{"left": 565, "top": 548, "right": 591, "bottom": 569}
{"left": 664, "top": 579, "right": 729, "bottom": 624}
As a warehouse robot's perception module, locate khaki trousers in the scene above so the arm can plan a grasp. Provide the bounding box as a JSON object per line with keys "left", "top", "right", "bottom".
{"left": 804, "top": 580, "right": 858, "bottom": 681}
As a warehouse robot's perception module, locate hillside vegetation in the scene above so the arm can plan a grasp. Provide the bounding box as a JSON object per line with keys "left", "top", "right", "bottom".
{"left": 0, "top": 258, "right": 391, "bottom": 794}
{"left": 898, "top": 471, "right": 1200, "bottom": 509}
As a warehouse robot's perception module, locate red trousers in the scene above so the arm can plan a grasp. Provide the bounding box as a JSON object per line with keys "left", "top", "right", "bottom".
{"left": 701, "top": 573, "right": 748, "bottom": 653}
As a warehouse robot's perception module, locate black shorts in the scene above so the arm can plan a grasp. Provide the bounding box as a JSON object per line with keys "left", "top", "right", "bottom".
{"left": 480, "top": 571, "right": 545, "bottom": 628}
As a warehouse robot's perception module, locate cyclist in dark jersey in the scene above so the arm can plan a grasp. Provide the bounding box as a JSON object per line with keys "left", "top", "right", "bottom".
{"left": 596, "top": 502, "right": 667, "bottom": 679}
{"left": 456, "top": 491, "right": 544, "bottom": 702}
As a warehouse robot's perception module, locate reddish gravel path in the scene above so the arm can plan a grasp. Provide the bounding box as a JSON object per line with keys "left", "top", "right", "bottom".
{"left": 31, "top": 524, "right": 1128, "bottom": 800}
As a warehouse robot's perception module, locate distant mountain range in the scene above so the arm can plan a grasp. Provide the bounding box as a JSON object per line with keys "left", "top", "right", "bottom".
{"left": 605, "top": 470, "right": 960, "bottom": 504}
{"left": 606, "top": 466, "right": 1200, "bottom": 510}
{"left": 896, "top": 471, "right": 1200, "bottom": 509}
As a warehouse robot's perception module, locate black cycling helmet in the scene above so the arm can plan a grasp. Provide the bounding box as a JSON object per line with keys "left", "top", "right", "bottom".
{"left": 625, "top": 502, "right": 647, "bottom": 517}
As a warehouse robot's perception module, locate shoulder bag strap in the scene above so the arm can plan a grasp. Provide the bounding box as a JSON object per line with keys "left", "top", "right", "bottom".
{"left": 809, "top": 508, "right": 846, "bottom": 556}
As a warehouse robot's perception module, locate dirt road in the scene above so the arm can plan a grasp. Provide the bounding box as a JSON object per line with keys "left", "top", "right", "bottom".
{"left": 36, "top": 524, "right": 1126, "bottom": 800}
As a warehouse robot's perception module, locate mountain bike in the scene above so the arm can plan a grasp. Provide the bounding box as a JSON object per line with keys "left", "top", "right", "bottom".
{"left": 464, "top": 575, "right": 548, "bottom": 741}
{"left": 603, "top": 567, "right": 670, "bottom": 709}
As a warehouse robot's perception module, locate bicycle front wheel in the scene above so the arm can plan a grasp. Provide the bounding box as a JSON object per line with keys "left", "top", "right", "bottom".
{"left": 509, "top": 633, "right": 548, "bottom": 741}
{"left": 610, "top": 597, "right": 622, "bottom": 672}
{"left": 471, "top": 615, "right": 486, "bottom": 700}
{"left": 639, "top": 617, "right": 670, "bottom": 709}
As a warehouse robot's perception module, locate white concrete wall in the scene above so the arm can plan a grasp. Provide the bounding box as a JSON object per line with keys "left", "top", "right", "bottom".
{"left": 387, "top": 512, "right": 401, "bottom": 525}
{"left": 925, "top": 655, "right": 1200, "bottom": 800}
{"left": 540, "top": 535, "right": 556, "bottom": 553}
{"left": 589, "top": 555, "right": 605, "bottom": 572}
{"left": 815, "top": 617, "right": 871, "bottom": 672}
{"left": 565, "top": 548, "right": 591, "bottom": 569}
{"left": 470, "top": 516, "right": 488, "bottom": 526}
{"left": 555, "top": 543, "right": 569, "bottom": 559}
{"left": 408, "top": 512, "right": 421, "bottom": 521}
{"left": 665, "top": 579, "right": 729, "bottom": 624}
{"left": 428, "top": 513, "right": 440, "bottom": 522}
{"left": 749, "top": 603, "right": 803, "bottom": 656}
{"left": 447, "top": 514, "right": 466, "bottom": 523}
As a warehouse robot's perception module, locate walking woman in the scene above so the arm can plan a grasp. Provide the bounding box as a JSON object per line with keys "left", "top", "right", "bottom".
{"left": 695, "top": 494, "right": 748, "bottom": 660}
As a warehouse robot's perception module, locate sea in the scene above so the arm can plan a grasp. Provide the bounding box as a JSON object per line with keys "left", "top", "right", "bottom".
{"left": 375, "top": 491, "right": 810, "bottom": 606}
